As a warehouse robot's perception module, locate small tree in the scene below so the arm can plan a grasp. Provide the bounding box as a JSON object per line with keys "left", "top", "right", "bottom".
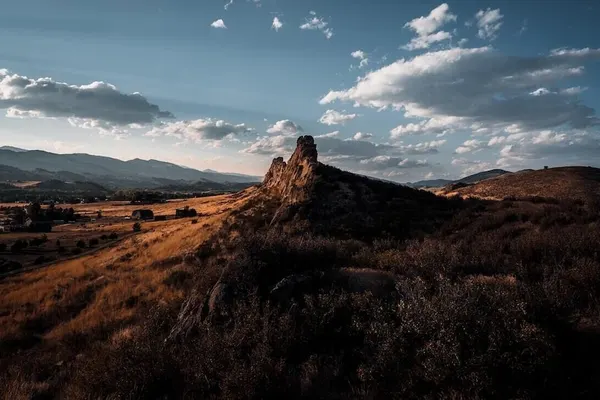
{"left": 133, "top": 222, "right": 142, "bottom": 232}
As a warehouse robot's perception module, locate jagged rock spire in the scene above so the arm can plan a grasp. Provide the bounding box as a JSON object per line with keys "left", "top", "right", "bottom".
{"left": 261, "top": 135, "right": 319, "bottom": 203}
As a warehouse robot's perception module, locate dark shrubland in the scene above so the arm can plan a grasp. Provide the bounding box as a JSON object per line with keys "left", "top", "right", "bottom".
{"left": 56, "top": 195, "right": 600, "bottom": 399}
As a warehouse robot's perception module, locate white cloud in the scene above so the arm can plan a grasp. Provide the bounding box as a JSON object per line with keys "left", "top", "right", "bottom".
{"left": 455, "top": 139, "right": 484, "bottom": 154}
{"left": 224, "top": 0, "right": 233, "bottom": 10}
{"left": 272, "top": 17, "right": 283, "bottom": 31}
{"left": 145, "top": 119, "right": 252, "bottom": 143}
{"left": 0, "top": 69, "right": 173, "bottom": 132}
{"left": 359, "top": 156, "right": 429, "bottom": 170}
{"left": 300, "top": 12, "right": 333, "bottom": 39}
{"left": 211, "top": 19, "right": 227, "bottom": 29}
{"left": 404, "top": 31, "right": 453, "bottom": 51}
{"left": 452, "top": 158, "right": 493, "bottom": 175}
{"left": 353, "top": 132, "right": 373, "bottom": 140}
{"left": 316, "top": 131, "right": 339, "bottom": 138}
{"left": 475, "top": 8, "right": 503, "bottom": 40}
{"left": 320, "top": 47, "right": 600, "bottom": 136}
{"left": 266, "top": 119, "right": 304, "bottom": 136}
{"left": 403, "top": 3, "right": 456, "bottom": 50}
{"left": 399, "top": 139, "right": 446, "bottom": 154}
{"left": 319, "top": 109, "right": 359, "bottom": 125}
{"left": 351, "top": 50, "right": 369, "bottom": 69}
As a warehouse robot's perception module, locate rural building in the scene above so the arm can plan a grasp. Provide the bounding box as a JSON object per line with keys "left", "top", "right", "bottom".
{"left": 132, "top": 209, "right": 154, "bottom": 220}
{"left": 175, "top": 207, "right": 198, "bottom": 218}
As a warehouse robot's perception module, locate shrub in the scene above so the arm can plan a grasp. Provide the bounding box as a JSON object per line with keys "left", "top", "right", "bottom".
{"left": 109, "top": 232, "right": 118, "bottom": 240}
{"left": 191, "top": 219, "right": 198, "bottom": 224}
{"left": 133, "top": 223, "right": 142, "bottom": 233}
{"left": 71, "top": 247, "right": 83, "bottom": 255}
{"left": 76, "top": 240, "right": 86, "bottom": 249}
{"left": 10, "top": 239, "right": 27, "bottom": 253}
{"left": 100, "top": 234, "right": 108, "bottom": 240}
{"left": 57, "top": 246, "right": 67, "bottom": 254}
{"left": 89, "top": 238, "right": 100, "bottom": 247}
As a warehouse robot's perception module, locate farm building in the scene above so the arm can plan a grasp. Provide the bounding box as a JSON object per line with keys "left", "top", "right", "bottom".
{"left": 132, "top": 209, "right": 154, "bottom": 220}
{"left": 175, "top": 207, "right": 197, "bottom": 218}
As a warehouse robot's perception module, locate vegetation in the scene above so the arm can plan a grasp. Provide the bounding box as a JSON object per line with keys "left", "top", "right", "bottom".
{"left": 133, "top": 222, "right": 142, "bottom": 232}
{"left": 2, "top": 157, "right": 600, "bottom": 398}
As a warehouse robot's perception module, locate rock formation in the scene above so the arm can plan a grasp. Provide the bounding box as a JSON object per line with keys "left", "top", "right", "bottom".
{"left": 261, "top": 135, "right": 319, "bottom": 204}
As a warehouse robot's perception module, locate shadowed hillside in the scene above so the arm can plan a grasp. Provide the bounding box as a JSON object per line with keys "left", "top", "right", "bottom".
{"left": 444, "top": 166, "right": 600, "bottom": 202}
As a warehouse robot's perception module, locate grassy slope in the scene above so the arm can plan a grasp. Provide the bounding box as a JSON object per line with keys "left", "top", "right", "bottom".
{"left": 444, "top": 167, "right": 600, "bottom": 201}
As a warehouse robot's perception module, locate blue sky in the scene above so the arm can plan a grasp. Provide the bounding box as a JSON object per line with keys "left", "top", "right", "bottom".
{"left": 0, "top": 0, "right": 599, "bottom": 181}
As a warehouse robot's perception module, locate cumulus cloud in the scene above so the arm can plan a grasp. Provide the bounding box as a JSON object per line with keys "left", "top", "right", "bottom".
{"left": 455, "top": 139, "right": 485, "bottom": 154}
{"left": 211, "top": 19, "right": 227, "bottom": 29}
{"left": 400, "top": 139, "right": 446, "bottom": 154}
{"left": 0, "top": 69, "right": 173, "bottom": 131}
{"left": 319, "top": 109, "right": 359, "bottom": 125}
{"left": 272, "top": 17, "right": 283, "bottom": 31}
{"left": 353, "top": 132, "right": 373, "bottom": 140}
{"left": 359, "top": 156, "right": 429, "bottom": 170}
{"left": 403, "top": 3, "right": 456, "bottom": 50}
{"left": 316, "top": 131, "right": 340, "bottom": 138}
{"left": 451, "top": 158, "right": 493, "bottom": 175}
{"left": 145, "top": 118, "right": 252, "bottom": 143}
{"left": 266, "top": 119, "right": 304, "bottom": 136}
{"left": 351, "top": 50, "right": 369, "bottom": 69}
{"left": 300, "top": 12, "right": 333, "bottom": 39}
{"left": 475, "top": 8, "right": 503, "bottom": 40}
{"left": 320, "top": 47, "right": 600, "bottom": 138}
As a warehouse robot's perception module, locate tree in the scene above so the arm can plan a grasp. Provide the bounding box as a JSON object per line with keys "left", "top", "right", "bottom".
{"left": 76, "top": 240, "right": 86, "bottom": 249}
{"left": 133, "top": 222, "right": 142, "bottom": 232}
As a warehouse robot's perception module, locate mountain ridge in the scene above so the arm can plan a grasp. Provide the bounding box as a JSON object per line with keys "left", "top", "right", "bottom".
{"left": 0, "top": 147, "right": 261, "bottom": 188}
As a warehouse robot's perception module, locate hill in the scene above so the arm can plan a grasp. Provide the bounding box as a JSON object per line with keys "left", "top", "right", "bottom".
{"left": 444, "top": 166, "right": 600, "bottom": 202}
{"left": 407, "top": 169, "right": 510, "bottom": 188}
{"left": 0, "top": 148, "right": 260, "bottom": 188}
{"left": 234, "top": 136, "right": 460, "bottom": 239}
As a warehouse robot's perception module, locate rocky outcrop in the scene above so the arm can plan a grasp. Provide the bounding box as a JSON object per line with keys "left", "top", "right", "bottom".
{"left": 261, "top": 135, "right": 319, "bottom": 204}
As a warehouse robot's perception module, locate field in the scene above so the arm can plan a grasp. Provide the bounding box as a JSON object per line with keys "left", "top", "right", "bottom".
{"left": 0, "top": 195, "right": 250, "bottom": 274}
{"left": 0, "top": 190, "right": 253, "bottom": 398}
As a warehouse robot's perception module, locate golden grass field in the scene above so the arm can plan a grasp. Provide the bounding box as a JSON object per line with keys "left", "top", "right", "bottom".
{"left": 0, "top": 190, "right": 254, "bottom": 398}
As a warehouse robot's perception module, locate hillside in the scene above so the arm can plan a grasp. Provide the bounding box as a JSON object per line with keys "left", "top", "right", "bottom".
{"left": 236, "top": 136, "right": 460, "bottom": 239}
{"left": 444, "top": 166, "right": 600, "bottom": 202}
{"left": 0, "top": 148, "right": 260, "bottom": 188}
{"left": 407, "top": 169, "right": 510, "bottom": 188}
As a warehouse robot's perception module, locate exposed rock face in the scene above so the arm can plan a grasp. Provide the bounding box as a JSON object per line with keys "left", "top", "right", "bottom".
{"left": 261, "top": 135, "right": 319, "bottom": 204}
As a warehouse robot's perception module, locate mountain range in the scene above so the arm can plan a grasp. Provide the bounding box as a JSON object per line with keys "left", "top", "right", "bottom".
{"left": 0, "top": 146, "right": 261, "bottom": 189}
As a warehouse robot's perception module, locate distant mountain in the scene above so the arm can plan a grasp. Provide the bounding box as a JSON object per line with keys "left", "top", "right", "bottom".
{"left": 406, "top": 179, "right": 453, "bottom": 188}
{"left": 0, "top": 148, "right": 261, "bottom": 188}
{"left": 406, "top": 169, "right": 510, "bottom": 188}
{"left": 0, "top": 146, "right": 28, "bottom": 152}
{"left": 455, "top": 169, "right": 510, "bottom": 184}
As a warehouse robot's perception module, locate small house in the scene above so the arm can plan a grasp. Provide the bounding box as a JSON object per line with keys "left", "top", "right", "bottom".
{"left": 132, "top": 209, "right": 154, "bottom": 220}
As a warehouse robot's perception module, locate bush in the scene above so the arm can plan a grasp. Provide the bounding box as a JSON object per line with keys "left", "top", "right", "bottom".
{"left": 100, "top": 234, "right": 108, "bottom": 240}
{"left": 191, "top": 219, "right": 198, "bottom": 225}
{"left": 10, "top": 239, "right": 28, "bottom": 253}
{"left": 57, "top": 246, "right": 67, "bottom": 254}
{"left": 133, "top": 223, "right": 142, "bottom": 232}
{"left": 76, "top": 240, "right": 86, "bottom": 249}
{"left": 89, "top": 238, "right": 100, "bottom": 247}
{"left": 71, "top": 247, "right": 83, "bottom": 255}
{"left": 109, "top": 232, "right": 118, "bottom": 240}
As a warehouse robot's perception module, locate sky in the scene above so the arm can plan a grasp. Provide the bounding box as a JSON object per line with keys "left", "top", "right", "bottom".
{"left": 0, "top": 0, "right": 599, "bottom": 182}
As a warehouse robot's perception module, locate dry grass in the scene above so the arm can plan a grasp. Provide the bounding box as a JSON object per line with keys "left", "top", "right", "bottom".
{"left": 0, "top": 191, "right": 253, "bottom": 398}
{"left": 441, "top": 166, "right": 600, "bottom": 201}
